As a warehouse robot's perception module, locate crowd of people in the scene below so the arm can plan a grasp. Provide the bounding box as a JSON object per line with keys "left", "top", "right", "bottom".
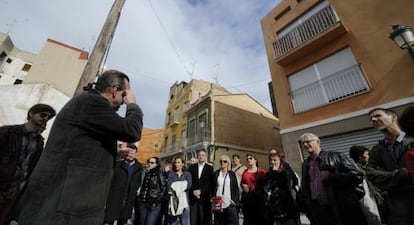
{"left": 0, "top": 68, "right": 413, "bottom": 225}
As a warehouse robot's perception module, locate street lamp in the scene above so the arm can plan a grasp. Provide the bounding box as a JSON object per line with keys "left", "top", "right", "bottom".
{"left": 389, "top": 24, "right": 414, "bottom": 59}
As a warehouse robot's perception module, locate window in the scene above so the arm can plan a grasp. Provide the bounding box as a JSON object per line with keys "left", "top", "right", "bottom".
{"left": 288, "top": 48, "right": 370, "bottom": 113}
{"left": 22, "top": 64, "right": 32, "bottom": 72}
{"left": 174, "top": 107, "right": 179, "bottom": 122}
{"left": 0, "top": 52, "right": 7, "bottom": 62}
{"left": 183, "top": 101, "right": 189, "bottom": 112}
{"left": 171, "top": 134, "right": 176, "bottom": 152}
{"left": 163, "top": 136, "right": 168, "bottom": 153}
{"left": 181, "top": 129, "right": 187, "bottom": 148}
{"left": 166, "top": 112, "right": 171, "bottom": 126}
{"left": 198, "top": 113, "right": 207, "bottom": 142}
{"left": 188, "top": 119, "right": 196, "bottom": 145}
{"left": 14, "top": 79, "right": 23, "bottom": 85}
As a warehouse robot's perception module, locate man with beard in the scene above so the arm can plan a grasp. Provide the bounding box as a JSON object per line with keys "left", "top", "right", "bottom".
{"left": 18, "top": 70, "right": 143, "bottom": 225}
{"left": 0, "top": 103, "right": 56, "bottom": 224}
{"left": 367, "top": 108, "right": 414, "bottom": 225}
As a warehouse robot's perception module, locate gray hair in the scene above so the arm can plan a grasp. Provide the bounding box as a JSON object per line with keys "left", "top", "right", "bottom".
{"left": 95, "top": 70, "right": 129, "bottom": 93}
{"left": 300, "top": 132, "right": 320, "bottom": 141}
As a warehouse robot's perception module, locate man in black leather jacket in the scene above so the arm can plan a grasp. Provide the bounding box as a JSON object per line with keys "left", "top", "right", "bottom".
{"left": 299, "top": 132, "right": 367, "bottom": 225}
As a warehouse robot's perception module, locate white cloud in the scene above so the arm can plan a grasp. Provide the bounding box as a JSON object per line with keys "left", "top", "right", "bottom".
{"left": 0, "top": 0, "right": 279, "bottom": 128}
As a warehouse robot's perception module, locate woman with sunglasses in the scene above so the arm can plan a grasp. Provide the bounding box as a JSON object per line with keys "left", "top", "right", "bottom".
{"left": 264, "top": 152, "right": 300, "bottom": 225}
{"left": 240, "top": 154, "right": 266, "bottom": 225}
{"left": 137, "top": 157, "right": 166, "bottom": 225}
{"left": 167, "top": 156, "right": 192, "bottom": 225}
{"left": 212, "top": 155, "right": 239, "bottom": 225}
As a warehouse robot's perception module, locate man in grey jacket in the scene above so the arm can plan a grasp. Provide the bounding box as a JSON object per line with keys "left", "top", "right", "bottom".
{"left": 18, "top": 70, "right": 143, "bottom": 225}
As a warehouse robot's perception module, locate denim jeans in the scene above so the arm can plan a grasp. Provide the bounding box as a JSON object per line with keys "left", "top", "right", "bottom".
{"left": 139, "top": 203, "right": 162, "bottom": 225}
{"left": 168, "top": 207, "right": 190, "bottom": 225}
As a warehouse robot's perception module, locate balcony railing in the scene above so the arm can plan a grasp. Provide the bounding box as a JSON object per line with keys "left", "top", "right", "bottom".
{"left": 272, "top": 5, "right": 340, "bottom": 58}
{"left": 291, "top": 64, "right": 370, "bottom": 113}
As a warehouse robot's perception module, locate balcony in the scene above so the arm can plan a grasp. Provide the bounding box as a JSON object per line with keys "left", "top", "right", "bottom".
{"left": 168, "top": 121, "right": 180, "bottom": 128}
{"left": 272, "top": 5, "right": 341, "bottom": 59}
{"left": 290, "top": 64, "right": 370, "bottom": 113}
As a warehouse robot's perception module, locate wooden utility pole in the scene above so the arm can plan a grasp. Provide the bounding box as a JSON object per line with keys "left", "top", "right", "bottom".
{"left": 74, "top": 0, "right": 126, "bottom": 96}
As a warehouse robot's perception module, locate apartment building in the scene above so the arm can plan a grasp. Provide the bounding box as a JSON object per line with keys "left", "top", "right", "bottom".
{"left": 261, "top": 0, "right": 414, "bottom": 171}
{"left": 0, "top": 33, "right": 88, "bottom": 97}
{"left": 184, "top": 93, "right": 282, "bottom": 168}
{"left": 0, "top": 33, "right": 87, "bottom": 138}
{"left": 160, "top": 79, "right": 230, "bottom": 163}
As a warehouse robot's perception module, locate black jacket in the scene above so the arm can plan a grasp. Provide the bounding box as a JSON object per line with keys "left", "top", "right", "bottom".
{"left": 264, "top": 162, "right": 298, "bottom": 220}
{"left": 105, "top": 160, "right": 143, "bottom": 220}
{"left": 367, "top": 137, "right": 414, "bottom": 225}
{"left": 212, "top": 169, "right": 239, "bottom": 206}
{"left": 138, "top": 168, "right": 166, "bottom": 205}
{"left": 188, "top": 162, "right": 214, "bottom": 205}
{"left": 0, "top": 124, "right": 44, "bottom": 200}
{"left": 301, "top": 150, "right": 366, "bottom": 225}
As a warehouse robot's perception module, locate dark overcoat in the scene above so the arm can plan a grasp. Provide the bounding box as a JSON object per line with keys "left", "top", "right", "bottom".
{"left": 18, "top": 89, "right": 143, "bottom": 225}
{"left": 104, "top": 160, "right": 142, "bottom": 221}
{"left": 367, "top": 137, "right": 414, "bottom": 225}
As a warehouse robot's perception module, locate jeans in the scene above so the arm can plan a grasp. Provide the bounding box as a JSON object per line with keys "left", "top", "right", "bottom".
{"left": 139, "top": 203, "right": 162, "bottom": 225}
{"left": 168, "top": 207, "right": 190, "bottom": 225}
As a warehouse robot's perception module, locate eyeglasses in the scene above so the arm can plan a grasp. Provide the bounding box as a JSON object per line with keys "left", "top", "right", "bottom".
{"left": 302, "top": 139, "right": 316, "bottom": 145}
{"left": 38, "top": 112, "right": 52, "bottom": 119}
{"left": 220, "top": 160, "right": 228, "bottom": 163}
{"left": 247, "top": 157, "right": 254, "bottom": 160}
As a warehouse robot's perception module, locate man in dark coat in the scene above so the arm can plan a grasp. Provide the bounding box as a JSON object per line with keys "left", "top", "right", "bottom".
{"left": 188, "top": 149, "right": 214, "bottom": 225}
{"left": 104, "top": 143, "right": 142, "bottom": 225}
{"left": 0, "top": 103, "right": 55, "bottom": 224}
{"left": 367, "top": 108, "right": 414, "bottom": 225}
{"left": 300, "top": 132, "right": 367, "bottom": 225}
{"left": 18, "top": 70, "right": 144, "bottom": 225}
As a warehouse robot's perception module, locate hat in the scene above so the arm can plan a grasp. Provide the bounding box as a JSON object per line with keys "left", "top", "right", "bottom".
{"left": 28, "top": 104, "right": 56, "bottom": 119}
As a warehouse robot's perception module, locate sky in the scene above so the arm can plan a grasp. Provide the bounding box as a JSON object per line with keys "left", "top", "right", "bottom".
{"left": 1, "top": 0, "right": 279, "bottom": 129}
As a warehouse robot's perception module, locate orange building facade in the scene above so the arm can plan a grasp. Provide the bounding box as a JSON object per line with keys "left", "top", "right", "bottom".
{"left": 135, "top": 128, "right": 163, "bottom": 164}
{"left": 261, "top": 0, "right": 414, "bottom": 171}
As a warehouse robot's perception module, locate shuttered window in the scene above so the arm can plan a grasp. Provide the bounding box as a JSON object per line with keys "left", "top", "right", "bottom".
{"left": 301, "top": 128, "right": 384, "bottom": 160}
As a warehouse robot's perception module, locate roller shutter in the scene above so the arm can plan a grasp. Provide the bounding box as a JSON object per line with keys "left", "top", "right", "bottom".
{"left": 301, "top": 128, "right": 383, "bottom": 159}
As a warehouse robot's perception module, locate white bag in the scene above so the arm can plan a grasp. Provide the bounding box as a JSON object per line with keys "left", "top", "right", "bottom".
{"left": 360, "top": 179, "right": 382, "bottom": 225}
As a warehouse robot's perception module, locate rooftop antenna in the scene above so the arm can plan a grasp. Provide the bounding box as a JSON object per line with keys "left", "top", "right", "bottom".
{"left": 213, "top": 63, "right": 220, "bottom": 84}
{"left": 188, "top": 60, "right": 197, "bottom": 79}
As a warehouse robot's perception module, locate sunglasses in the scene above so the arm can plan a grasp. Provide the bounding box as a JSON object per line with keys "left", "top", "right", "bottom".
{"left": 38, "top": 112, "right": 52, "bottom": 119}
{"left": 220, "top": 160, "right": 228, "bottom": 163}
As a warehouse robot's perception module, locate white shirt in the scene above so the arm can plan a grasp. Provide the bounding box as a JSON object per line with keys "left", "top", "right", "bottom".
{"left": 216, "top": 171, "right": 231, "bottom": 208}
{"left": 198, "top": 162, "right": 205, "bottom": 179}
